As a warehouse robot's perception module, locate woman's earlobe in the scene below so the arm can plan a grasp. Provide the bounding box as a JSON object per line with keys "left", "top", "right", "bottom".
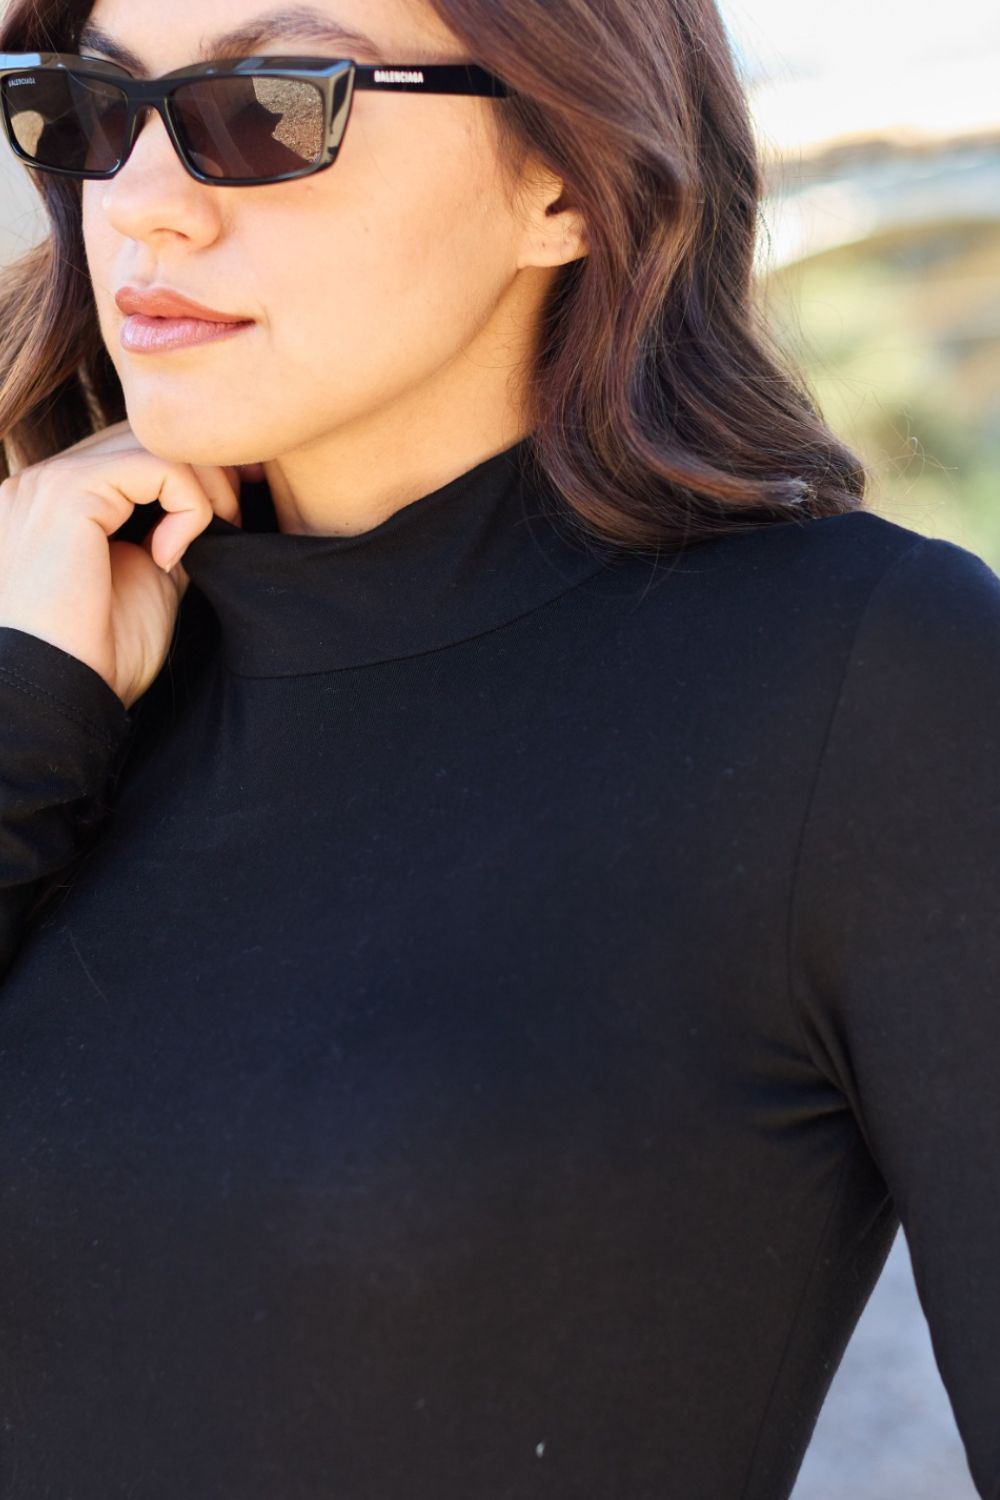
{"left": 549, "top": 206, "right": 590, "bottom": 263}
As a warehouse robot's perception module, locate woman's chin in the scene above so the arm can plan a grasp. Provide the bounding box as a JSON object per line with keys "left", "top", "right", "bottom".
{"left": 119, "top": 409, "right": 271, "bottom": 482}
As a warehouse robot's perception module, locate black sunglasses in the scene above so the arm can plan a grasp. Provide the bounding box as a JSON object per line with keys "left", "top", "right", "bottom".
{"left": 0, "top": 50, "right": 511, "bottom": 188}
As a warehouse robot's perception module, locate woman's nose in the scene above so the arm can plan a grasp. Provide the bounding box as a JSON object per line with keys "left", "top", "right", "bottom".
{"left": 99, "top": 107, "right": 222, "bottom": 240}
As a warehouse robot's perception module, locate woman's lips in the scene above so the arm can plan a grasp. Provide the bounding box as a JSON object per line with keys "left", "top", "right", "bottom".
{"left": 120, "top": 313, "right": 255, "bottom": 353}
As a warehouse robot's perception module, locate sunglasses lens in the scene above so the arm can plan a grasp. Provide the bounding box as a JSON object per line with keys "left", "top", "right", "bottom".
{"left": 1, "top": 67, "right": 128, "bottom": 173}
{"left": 170, "top": 75, "right": 326, "bottom": 180}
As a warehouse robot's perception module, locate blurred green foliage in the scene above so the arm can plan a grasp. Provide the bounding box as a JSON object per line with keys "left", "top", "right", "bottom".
{"left": 762, "top": 218, "right": 1000, "bottom": 572}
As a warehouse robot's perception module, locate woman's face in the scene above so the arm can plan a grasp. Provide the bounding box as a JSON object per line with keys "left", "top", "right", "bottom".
{"left": 80, "top": 0, "right": 586, "bottom": 528}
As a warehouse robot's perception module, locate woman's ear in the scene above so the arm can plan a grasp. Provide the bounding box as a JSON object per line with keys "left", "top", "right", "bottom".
{"left": 515, "top": 164, "right": 589, "bottom": 269}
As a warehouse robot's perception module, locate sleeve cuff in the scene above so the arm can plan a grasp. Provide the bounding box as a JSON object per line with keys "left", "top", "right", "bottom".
{"left": 0, "top": 627, "right": 133, "bottom": 753}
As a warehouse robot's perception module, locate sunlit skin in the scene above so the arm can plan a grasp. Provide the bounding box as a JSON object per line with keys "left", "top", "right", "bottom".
{"left": 81, "top": 0, "right": 589, "bottom": 537}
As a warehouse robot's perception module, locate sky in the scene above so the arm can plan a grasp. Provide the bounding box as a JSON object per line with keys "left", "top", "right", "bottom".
{"left": 718, "top": 0, "right": 1000, "bottom": 86}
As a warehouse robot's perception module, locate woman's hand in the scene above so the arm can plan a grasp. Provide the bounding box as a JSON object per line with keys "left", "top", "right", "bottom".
{"left": 0, "top": 419, "right": 247, "bottom": 710}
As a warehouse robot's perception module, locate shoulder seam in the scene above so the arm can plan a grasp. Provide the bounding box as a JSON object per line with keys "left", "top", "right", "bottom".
{"left": 783, "top": 532, "right": 929, "bottom": 1080}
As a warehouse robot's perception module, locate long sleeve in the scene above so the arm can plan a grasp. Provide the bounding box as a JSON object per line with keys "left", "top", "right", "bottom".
{"left": 0, "top": 626, "right": 133, "bottom": 981}
{"left": 788, "top": 532, "right": 1000, "bottom": 1499}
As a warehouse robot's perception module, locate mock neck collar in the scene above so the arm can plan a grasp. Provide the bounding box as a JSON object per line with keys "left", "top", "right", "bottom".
{"left": 180, "top": 435, "right": 614, "bottom": 677}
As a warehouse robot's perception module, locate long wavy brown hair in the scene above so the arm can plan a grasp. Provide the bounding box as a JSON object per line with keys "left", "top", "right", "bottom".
{"left": 0, "top": 0, "right": 868, "bottom": 552}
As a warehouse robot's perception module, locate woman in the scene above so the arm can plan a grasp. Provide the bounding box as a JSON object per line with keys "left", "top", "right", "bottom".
{"left": 0, "top": 0, "right": 998, "bottom": 1495}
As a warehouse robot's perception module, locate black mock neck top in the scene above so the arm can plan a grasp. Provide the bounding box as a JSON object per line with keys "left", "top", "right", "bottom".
{"left": 180, "top": 435, "right": 609, "bottom": 674}
{"left": 1, "top": 435, "right": 1000, "bottom": 1500}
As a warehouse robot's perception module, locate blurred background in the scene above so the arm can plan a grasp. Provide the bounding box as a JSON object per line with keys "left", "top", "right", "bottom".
{"left": 1, "top": 3, "right": 996, "bottom": 1495}
{"left": 727, "top": 0, "right": 1000, "bottom": 577}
